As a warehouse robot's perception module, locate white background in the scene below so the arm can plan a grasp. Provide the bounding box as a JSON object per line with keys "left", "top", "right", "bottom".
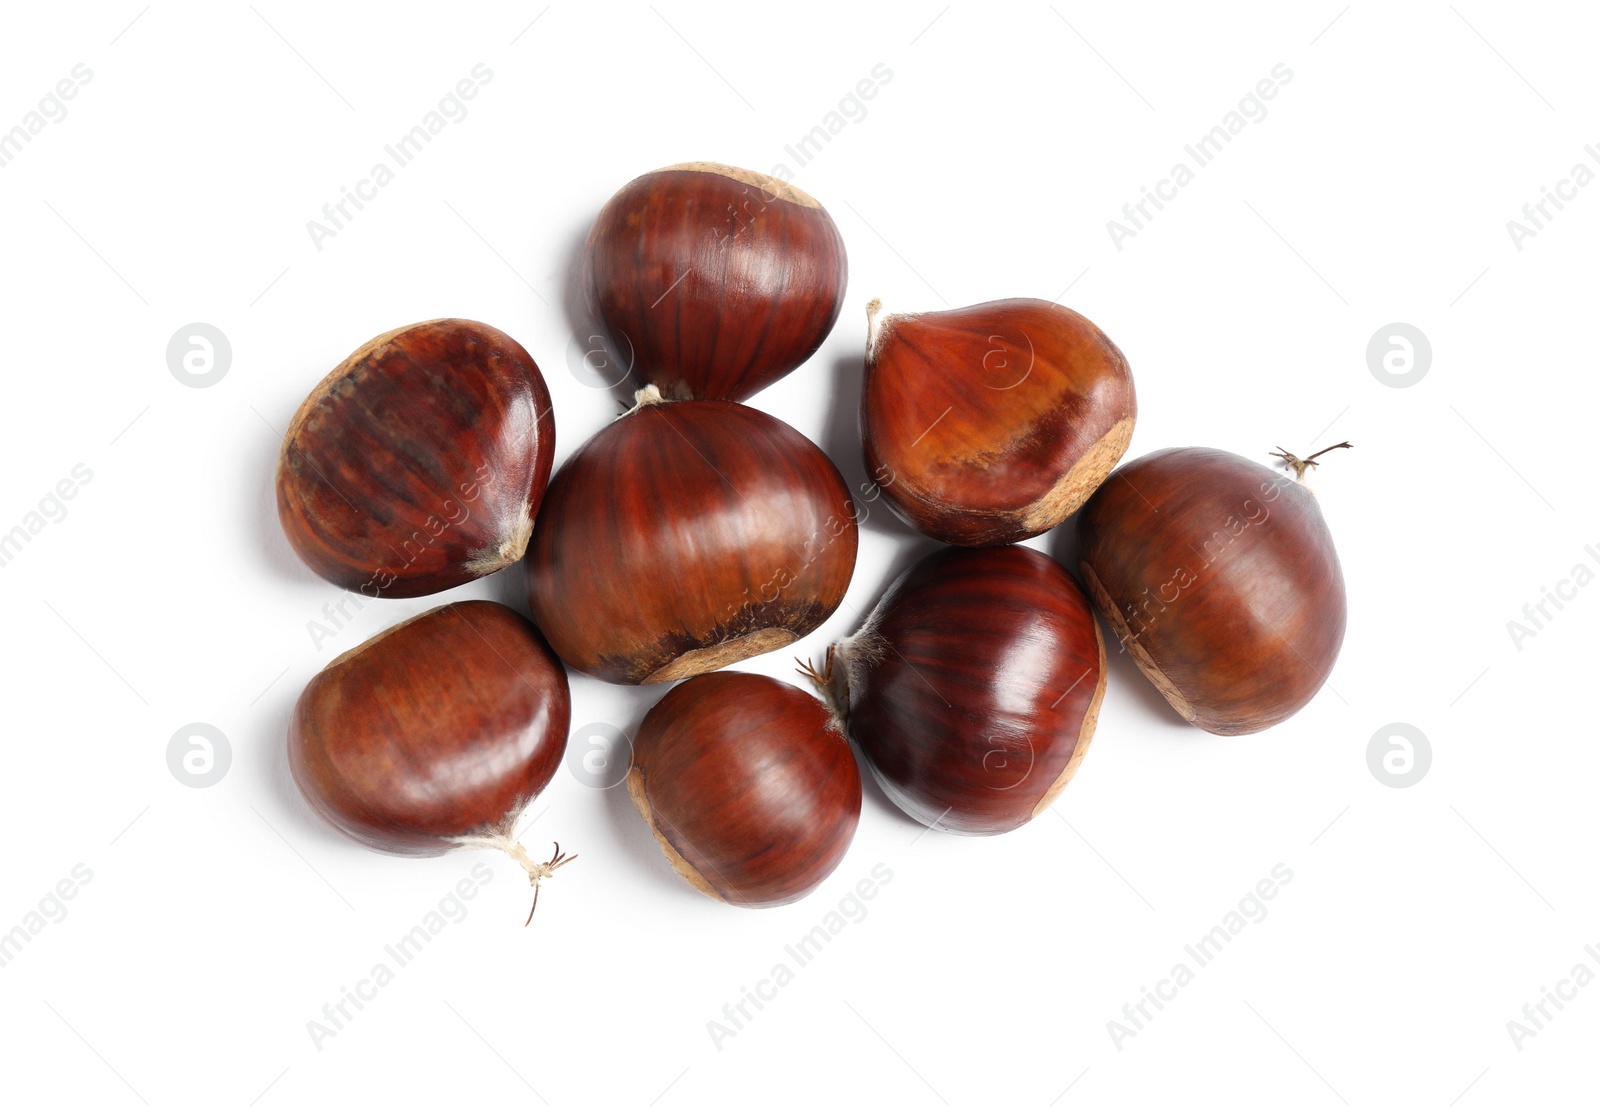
{"left": 0, "top": 2, "right": 1594, "bottom": 1109}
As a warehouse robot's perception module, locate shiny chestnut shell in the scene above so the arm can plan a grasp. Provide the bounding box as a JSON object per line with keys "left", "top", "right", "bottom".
{"left": 525, "top": 396, "right": 858, "bottom": 684}
{"left": 582, "top": 162, "right": 848, "bottom": 402}
{"left": 840, "top": 545, "right": 1106, "bottom": 835}
{"left": 628, "top": 671, "right": 861, "bottom": 907}
{"left": 288, "top": 600, "right": 570, "bottom": 855}
{"left": 276, "top": 319, "right": 555, "bottom": 598}
{"left": 862, "top": 298, "right": 1135, "bottom": 546}
{"left": 1075, "top": 448, "right": 1346, "bottom": 735}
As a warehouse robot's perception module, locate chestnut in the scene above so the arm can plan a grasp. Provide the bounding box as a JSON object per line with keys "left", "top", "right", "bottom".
{"left": 827, "top": 545, "right": 1106, "bottom": 835}
{"left": 861, "top": 297, "right": 1135, "bottom": 546}
{"left": 582, "top": 162, "right": 848, "bottom": 402}
{"left": 288, "top": 600, "right": 575, "bottom": 915}
{"left": 628, "top": 671, "right": 861, "bottom": 907}
{"left": 276, "top": 319, "right": 556, "bottom": 598}
{"left": 525, "top": 389, "right": 858, "bottom": 684}
{"left": 1075, "top": 445, "right": 1349, "bottom": 735}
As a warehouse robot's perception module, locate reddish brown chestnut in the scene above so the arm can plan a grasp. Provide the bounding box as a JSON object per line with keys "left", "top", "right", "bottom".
{"left": 628, "top": 671, "right": 861, "bottom": 906}
{"left": 861, "top": 298, "right": 1135, "bottom": 546}
{"left": 582, "top": 162, "right": 848, "bottom": 402}
{"left": 288, "top": 600, "right": 574, "bottom": 917}
{"left": 1075, "top": 444, "right": 1349, "bottom": 735}
{"left": 525, "top": 388, "right": 858, "bottom": 684}
{"left": 826, "top": 545, "right": 1106, "bottom": 835}
{"left": 276, "top": 319, "right": 556, "bottom": 598}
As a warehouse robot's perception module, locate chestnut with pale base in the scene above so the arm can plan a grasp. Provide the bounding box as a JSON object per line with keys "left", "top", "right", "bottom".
{"left": 821, "top": 545, "right": 1107, "bottom": 836}
{"left": 288, "top": 601, "right": 575, "bottom": 920}
{"left": 276, "top": 319, "right": 556, "bottom": 598}
{"left": 1075, "top": 445, "right": 1349, "bottom": 736}
{"left": 627, "top": 672, "right": 862, "bottom": 907}
{"left": 525, "top": 388, "right": 858, "bottom": 685}
{"left": 861, "top": 298, "right": 1135, "bottom": 546}
{"left": 583, "top": 162, "right": 848, "bottom": 402}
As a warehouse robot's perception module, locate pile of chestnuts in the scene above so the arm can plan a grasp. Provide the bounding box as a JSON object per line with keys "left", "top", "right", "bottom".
{"left": 276, "top": 161, "right": 1348, "bottom": 917}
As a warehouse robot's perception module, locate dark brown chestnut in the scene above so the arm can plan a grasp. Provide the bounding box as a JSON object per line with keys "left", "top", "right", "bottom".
{"left": 288, "top": 600, "right": 574, "bottom": 915}
{"left": 628, "top": 671, "right": 861, "bottom": 907}
{"left": 582, "top": 162, "right": 848, "bottom": 402}
{"left": 525, "top": 389, "right": 858, "bottom": 684}
{"left": 861, "top": 297, "right": 1135, "bottom": 546}
{"left": 276, "top": 319, "right": 556, "bottom": 598}
{"left": 1075, "top": 444, "right": 1349, "bottom": 735}
{"left": 827, "top": 545, "right": 1106, "bottom": 835}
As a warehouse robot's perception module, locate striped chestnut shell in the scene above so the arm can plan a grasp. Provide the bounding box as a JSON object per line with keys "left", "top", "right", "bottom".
{"left": 276, "top": 319, "right": 555, "bottom": 598}
{"left": 628, "top": 671, "right": 861, "bottom": 907}
{"left": 861, "top": 297, "right": 1135, "bottom": 546}
{"left": 833, "top": 545, "right": 1106, "bottom": 835}
{"left": 525, "top": 391, "right": 857, "bottom": 685}
{"left": 582, "top": 162, "right": 847, "bottom": 402}
{"left": 1076, "top": 446, "right": 1347, "bottom": 735}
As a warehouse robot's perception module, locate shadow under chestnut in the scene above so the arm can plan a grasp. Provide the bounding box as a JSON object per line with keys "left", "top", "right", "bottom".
{"left": 1050, "top": 521, "right": 1190, "bottom": 731}
{"left": 555, "top": 215, "right": 641, "bottom": 414}
{"left": 821, "top": 353, "right": 926, "bottom": 544}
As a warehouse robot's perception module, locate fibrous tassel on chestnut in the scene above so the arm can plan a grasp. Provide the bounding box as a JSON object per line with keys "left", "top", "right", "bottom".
{"left": 628, "top": 671, "right": 861, "bottom": 907}
{"left": 1075, "top": 443, "right": 1350, "bottom": 735}
{"left": 582, "top": 162, "right": 848, "bottom": 402}
{"left": 288, "top": 600, "right": 574, "bottom": 919}
{"left": 821, "top": 544, "right": 1107, "bottom": 835}
{"left": 276, "top": 319, "right": 556, "bottom": 598}
{"left": 861, "top": 297, "right": 1135, "bottom": 546}
{"left": 525, "top": 387, "right": 858, "bottom": 685}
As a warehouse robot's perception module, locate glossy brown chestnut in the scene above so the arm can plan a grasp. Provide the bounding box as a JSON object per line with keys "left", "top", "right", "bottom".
{"left": 525, "top": 389, "right": 858, "bottom": 684}
{"left": 628, "top": 671, "right": 861, "bottom": 907}
{"left": 1075, "top": 446, "right": 1348, "bottom": 735}
{"left": 831, "top": 545, "right": 1106, "bottom": 835}
{"left": 861, "top": 297, "right": 1135, "bottom": 546}
{"left": 276, "top": 319, "right": 556, "bottom": 598}
{"left": 582, "top": 162, "right": 848, "bottom": 402}
{"left": 289, "top": 601, "right": 574, "bottom": 910}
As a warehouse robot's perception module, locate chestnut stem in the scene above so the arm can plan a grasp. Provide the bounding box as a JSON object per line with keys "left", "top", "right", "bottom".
{"left": 507, "top": 840, "right": 578, "bottom": 926}
{"left": 795, "top": 645, "right": 849, "bottom": 732}
{"left": 865, "top": 298, "right": 886, "bottom": 357}
{"left": 620, "top": 383, "right": 667, "bottom": 417}
{"left": 459, "top": 826, "right": 578, "bottom": 924}
{"left": 1270, "top": 441, "right": 1353, "bottom": 481}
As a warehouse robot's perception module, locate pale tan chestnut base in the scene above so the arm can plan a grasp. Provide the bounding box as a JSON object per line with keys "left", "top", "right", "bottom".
{"left": 656, "top": 161, "right": 821, "bottom": 209}
{"left": 1031, "top": 613, "right": 1110, "bottom": 817}
{"left": 881, "top": 414, "right": 1136, "bottom": 545}
{"left": 1079, "top": 562, "right": 1198, "bottom": 723}
{"left": 643, "top": 628, "right": 798, "bottom": 684}
{"left": 626, "top": 767, "right": 725, "bottom": 902}
{"left": 282, "top": 319, "right": 449, "bottom": 446}
{"left": 1021, "top": 416, "right": 1136, "bottom": 533}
